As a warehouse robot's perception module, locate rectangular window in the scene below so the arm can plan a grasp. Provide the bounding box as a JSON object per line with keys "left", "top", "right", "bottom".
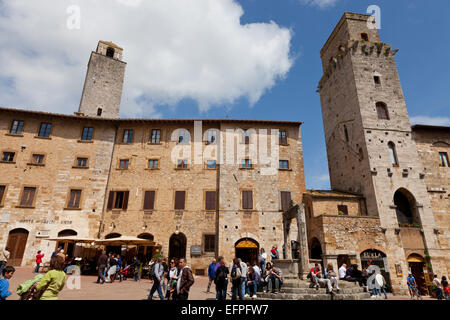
{"left": 241, "top": 159, "right": 252, "bottom": 169}
{"left": 151, "top": 129, "right": 161, "bottom": 143}
{"left": 177, "top": 159, "right": 188, "bottom": 169}
{"left": 374, "top": 76, "right": 381, "bottom": 85}
{"left": 376, "top": 103, "right": 390, "bottom": 120}
{"left": 206, "top": 160, "right": 216, "bottom": 169}
{"left": 76, "top": 157, "right": 88, "bottom": 167}
{"left": 280, "top": 191, "right": 292, "bottom": 211}
{"left": 204, "top": 234, "right": 216, "bottom": 253}
{"left": 107, "top": 191, "right": 129, "bottom": 210}
{"left": 119, "top": 159, "right": 129, "bottom": 169}
{"left": 81, "top": 127, "right": 93, "bottom": 141}
{"left": 38, "top": 123, "right": 52, "bottom": 138}
{"left": 143, "top": 190, "right": 156, "bottom": 210}
{"left": 279, "top": 160, "right": 289, "bottom": 169}
{"left": 31, "top": 154, "right": 45, "bottom": 165}
{"left": 242, "top": 130, "right": 250, "bottom": 144}
{"left": 174, "top": 191, "right": 186, "bottom": 210}
{"left": 1, "top": 152, "right": 15, "bottom": 162}
{"left": 337, "top": 205, "right": 348, "bottom": 215}
{"left": 0, "top": 185, "right": 5, "bottom": 206}
{"left": 67, "top": 189, "right": 82, "bottom": 209}
{"left": 242, "top": 190, "right": 253, "bottom": 210}
{"left": 10, "top": 120, "right": 24, "bottom": 135}
{"left": 148, "top": 159, "right": 159, "bottom": 169}
{"left": 205, "top": 191, "right": 216, "bottom": 210}
{"left": 20, "top": 187, "right": 36, "bottom": 207}
{"left": 439, "top": 152, "right": 449, "bottom": 167}
{"left": 279, "top": 130, "right": 287, "bottom": 145}
{"left": 123, "top": 129, "right": 133, "bottom": 143}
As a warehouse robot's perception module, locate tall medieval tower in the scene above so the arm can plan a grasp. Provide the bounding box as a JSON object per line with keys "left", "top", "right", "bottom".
{"left": 78, "top": 41, "right": 126, "bottom": 118}
{"left": 318, "top": 13, "right": 445, "bottom": 291}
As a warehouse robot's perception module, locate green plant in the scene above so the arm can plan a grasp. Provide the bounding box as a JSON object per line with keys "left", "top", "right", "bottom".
{"left": 371, "top": 212, "right": 379, "bottom": 217}
{"left": 338, "top": 211, "right": 344, "bottom": 216}
{"left": 357, "top": 212, "right": 362, "bottom": 216}
{"left": 153, "top": 253, "right": 163, "bottom": 259}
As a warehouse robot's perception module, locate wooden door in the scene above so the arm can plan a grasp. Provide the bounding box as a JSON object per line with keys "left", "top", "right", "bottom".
{"left": 6, "top": 229, "right": 29, "bottom": 266}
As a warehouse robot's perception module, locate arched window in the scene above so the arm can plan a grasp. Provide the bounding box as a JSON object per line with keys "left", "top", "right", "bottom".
{"left": 376, "top": 102, "right": 389, "bottom": 120}
{"left": 361, "top": 33, "right": 369, "bottom": 41}
{"left": 388, "top": 142, "right": 399, "bottom": 166}
{"left": 106, "top": 47, "right": 115, "bottom": 58}
{"left": 344, "top": 125, "right": 349, "bottom": 142}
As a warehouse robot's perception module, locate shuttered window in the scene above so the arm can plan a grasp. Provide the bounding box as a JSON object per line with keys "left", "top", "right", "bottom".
{"left": 107, "top": 191, "right": 129, "bottom": 210}
{"left": 242, "top": 190, "right": 253, "bottom": 210}
{"left": 20, "top": 187, "right": 36, "bottom": 207}
{"left": 123, "top": 129, "right": 133, "bottom": 143}
{"left": 281, "top": 191, "right": 292, "bottom": 211}
{"left": 279, "top": 131, "right": 287, "bottom": 145}
{"left": 151, "top": 129, "right": 161, "bottom": 143}
{"left": 81, "top": 127, "right": 93, "bottom": 141}
{"left": 2, "top": 152, "right": 15, "bottom": 162}
{"left": 143, "top": 190, "right": 156, "bottom": 210}
{"left": 67, "top": 189, "right": 82, "bottom": 209}
{"left": 32, "top": 154, "right": 45, "bottom": 165}
{"left": 204, "top": 235, "right": 216, "bottom": 253}
{"left": 10, "top": 120, "right": 24, "bottom": 135}
{"left": 174, "top": 191, "right": 186, "bottom": 210}
{"left": 38, "top": 123, "right": 52, "bottom": 138}
{"left": 0, "top": 186, "right": 5, "bottom": 205}
{"left": 205, "top": 191, "right": 216, "bottom": 210}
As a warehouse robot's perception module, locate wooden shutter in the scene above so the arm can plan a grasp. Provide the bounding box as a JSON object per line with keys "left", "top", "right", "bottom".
{"left": 122, "top": 191, "right": 129, "bottom": 210}
{"left": 21, "top": 187, "right": 35, "bottom": 207}
{"left": 0, "top": 186, "right": 5, "bottom": 204}
{"left": 205, "top": 191, "right": 216, "bottom": 210}
{"left": 73, "top": 190, "right": 81, "bottom": 208}
{"left": 107, "top": 191, "right": 114, "bottom": 210}
{"left": 243, "top": 190, "right": 253, "bottom": 209}
{"left": 281, "top": 191, "right": 291, "bottom": 211}
{"left": 143, "top": 191, "right": 155, "bottom": 210}
{"left": 68, "top": 190, "right": 76, "bottom": 208}
{"left": 175, "top": 191, "right": 186, "bottom": 210}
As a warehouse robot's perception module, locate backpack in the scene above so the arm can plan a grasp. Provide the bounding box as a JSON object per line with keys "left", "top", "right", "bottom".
{"left": 231, "top": 265, "right": 241, "bottom": 280}
{"left": 215, "top": 266, "right": 227, "bottom": 284}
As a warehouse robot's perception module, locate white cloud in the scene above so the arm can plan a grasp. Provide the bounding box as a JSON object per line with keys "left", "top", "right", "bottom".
{"left": 299, "top": 0, "right": 338, "bottom": 9}
{"left": 0, "top": 0, "right": 293, "bottom": 117}
{"left": 308, "top": 173, "right": 330, "bottom": 190}
{"left": 410, "top": 115, "right": 450, "bottom": 126}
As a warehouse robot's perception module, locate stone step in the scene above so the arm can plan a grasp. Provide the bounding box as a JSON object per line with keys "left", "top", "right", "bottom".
{"left": 253, "top": 292, "right": 371, "bottom": 301}
{"left": 281, "top": 287, "right": 365, "bottom": 295}
{"left": 282, "top": 280, "right": 362, "bottom": 289}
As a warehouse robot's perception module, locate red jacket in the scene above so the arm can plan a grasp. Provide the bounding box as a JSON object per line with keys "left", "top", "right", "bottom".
{"left": 36, "top": 253, "right": 44, "bottom": 264}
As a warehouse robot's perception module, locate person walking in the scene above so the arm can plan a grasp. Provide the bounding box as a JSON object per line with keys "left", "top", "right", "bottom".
{"left": 148, "top": 257, "right": 165, "bottom": 300}
{"left": 230, "top": 258, "right": 242, "bottom": 300}
{"left": 258, "top": 248, "right": 267, "bottom": 275}
{"left": 131, "top": 256, "right": 141, "bottom": 281}
{"left": 0, "top": 265, "right": 15, "bottom": 300}
{"left": 162, "top": 257, "right": 169, "bottom": 294}
{"left": 239, "top": 259, "right": 248, "bottom": 299}
{"left": 35, "top": 256, "right": 66, "bottom": 300}
{"left": 442, "top": 276, "right": 449, "bottom": 300}
{"left": 433, "top": 274, "right": 443, "bottom": 300}
{"left": 175, "top": 258, "right": 194, "bottom": 300}
{"left": 206, "top": 258, "right": 217, "bottom": 293}
{"left": 375, "top": 273, "right": 388, "bottom": 299}
{"left": 96, "top": 250, "right": 108, "bottom": 284}
{"left": 35, "top": 250, "right": 45, "bottom": 274}
{"left": 166, "top": 259, "right": 178, "bottom": 300}
{"left": 214, "top": 256, "right": 229, "bottom": 300}
{"left": 0, "top": 246, "right": 10, "bottom": 276}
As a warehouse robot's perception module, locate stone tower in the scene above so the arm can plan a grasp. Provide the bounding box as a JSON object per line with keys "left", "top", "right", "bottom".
{"left": 318, "top": 13, "right": 444, "bottom": 292}
{"left": 78, "top": 41, "right": 126, "bottom": 118}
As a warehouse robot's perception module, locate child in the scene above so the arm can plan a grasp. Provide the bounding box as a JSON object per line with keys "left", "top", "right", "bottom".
{"left": 0, "top": 265, "right": 15, "bottom": 300}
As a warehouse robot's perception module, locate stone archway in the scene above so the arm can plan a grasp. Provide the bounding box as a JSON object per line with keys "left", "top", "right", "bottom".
{"left": 407, "top": 254, "right": 427, "bottom": 295}
{"left": 57, "top": 229, "right": 78, "bottom": 257}
{"left": 137, "top": 233, "right": 155, "bottom": 262}
{"left": 6, "top": 228, "right": 29, "bottom": 266}
{"left": 310, "top": 237, "right": 322, "bottom": 260}
{"left": 394, "top": 188, "right": 421, "bottom": 227}
{"left": 169, "top": 233, "right": 187, "bottom": 259}
{"left": 360, "top": 249, "right": 392, "bottom": 291}
{"left": 235, "top": 238, "right": 259, "bottom": 264}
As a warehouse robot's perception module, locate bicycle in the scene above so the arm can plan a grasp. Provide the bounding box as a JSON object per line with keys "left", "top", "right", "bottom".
{"left": 409, "top": 285, "right": 422, "bottom": 300}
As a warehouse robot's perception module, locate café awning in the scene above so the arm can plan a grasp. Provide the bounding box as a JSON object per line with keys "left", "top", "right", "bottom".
{"left": 45, "top": 236, "right": 97, "bottom": 244}
{"left": 95, "top": 236, "right": 156, "bottom": 246}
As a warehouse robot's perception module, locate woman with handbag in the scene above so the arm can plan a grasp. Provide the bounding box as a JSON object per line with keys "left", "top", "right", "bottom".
{"left": 35, "top": 255, "right": 66, "bottom": 300}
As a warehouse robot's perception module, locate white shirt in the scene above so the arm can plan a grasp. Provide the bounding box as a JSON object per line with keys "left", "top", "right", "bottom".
{"left": 260, "top": 252, "right": 267, "bottom": 260}
{"left": 338, "top": 266, "right": 347, "bottom": 279}
{"left": 253, "top": 265, "right": 261, "bottom": 277}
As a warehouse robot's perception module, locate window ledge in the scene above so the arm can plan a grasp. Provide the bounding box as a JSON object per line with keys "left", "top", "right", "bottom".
{"left": 16, "top": 205, "right": 35, "bottom": 209}
{"left": 279, "top": 143, "right": 289, "bottom": 146}
{"left": 240, "top": 209, "right": 255, "bottom": 212}
{"left": 145, "top": 168, "right": 160, "bottom": 171}
{"left": 64, "top": 207, "right": 82, "bottom": 211}
{"left": 0, "top": 161, "right": 16, "bottom": 164}
{"left": 116, "top": 168, "right": 129, "bottom": 170}
{"left": 34, "top": 136, "right": 51, "bottom": 140}
{"left": 175, "top": 167, "right": 189, "bottom": 170}
{"left": 204, "top": 210, "right": 217, "bottom": 213}
{"left": 72, "top": 166, "right": 89, "bottom": 169}
{"left": 27, "top": 163, "right": 45, "bottom": 166}
{"left": 278, "top": 168, "right": 292, "bottom": 171}
{"left": 147, "top": 142, "right": 162, "bottom": 145}
{"left": 111, "top": 209, "right": 122, "bottom": 214}
{"left": 117, "top": 142, "right": 133, "bottom": 145}
{"left": 77, "top": 140, "right": 93, "bottom": 143}
{"left": 239, "top": 167, "right": 254, "bottom": 170}
{"left": 5, "top": 133, "right": 24, "bottom": 137}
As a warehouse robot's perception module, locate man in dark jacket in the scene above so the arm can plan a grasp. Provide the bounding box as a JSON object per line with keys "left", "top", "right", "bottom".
{"left": 214, "top": 256, "right": 229, "bottom": 300}
{"left": 207, "top": 258, "right": 217, "bottom": 293}
{"left": 96, "top": 250, "right": 108, "bottom": 284}
{"left": 176, "top": 258, "right": 194, "bottom": 300}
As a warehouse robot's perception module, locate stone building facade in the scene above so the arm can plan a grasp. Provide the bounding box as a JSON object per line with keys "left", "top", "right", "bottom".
{"left": 315, "top": 12, "right": 449, "bottom": 294}
{"left": 0, "top": 42, "right": 305, "bottom": 274}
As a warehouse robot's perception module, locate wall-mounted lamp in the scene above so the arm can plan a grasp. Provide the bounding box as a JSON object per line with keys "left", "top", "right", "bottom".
{"left": 175, "top": 226, "right": 180, "bottom": 235}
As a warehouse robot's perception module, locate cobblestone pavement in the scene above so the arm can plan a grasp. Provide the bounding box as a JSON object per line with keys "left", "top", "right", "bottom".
{"left": 5, "top": 267, "right": 437, "bottom": 301}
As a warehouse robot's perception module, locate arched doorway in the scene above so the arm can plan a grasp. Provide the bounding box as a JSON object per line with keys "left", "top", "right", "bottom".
{"left": 337, "top": 254, "right": 351, "bottom": 268}
{"left": 310, "top": 237, "right": 322, "bottom": 260}
{"left": 6, "top": 228, "right": 29, "bottom": 266}
{"left": 104, "top": 233, "right": 122, "bottom": 255}
{"left": 394, "top": 189, "right": 421, "bottom": 227}
{"left": 407, "top": 254, "right": 428, "bottom": 295}
{"left": 360, "top": 249, "right": 392, "bottom": 291}
{"left": 137, "top": 233, "right": 154, "bottom": 263}
{"left": 169, "top": 233, "right": 186, "bottom": 259}
{"left": 235, "top": 238, "right": 259, "bottom": 264}
{"left": 57, "top": 229, "right": 77, "bottom": 258}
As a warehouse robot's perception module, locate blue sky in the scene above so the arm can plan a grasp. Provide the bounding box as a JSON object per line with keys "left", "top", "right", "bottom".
{"left": 0, "top": 0, "right": 449, "bottom": 190}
